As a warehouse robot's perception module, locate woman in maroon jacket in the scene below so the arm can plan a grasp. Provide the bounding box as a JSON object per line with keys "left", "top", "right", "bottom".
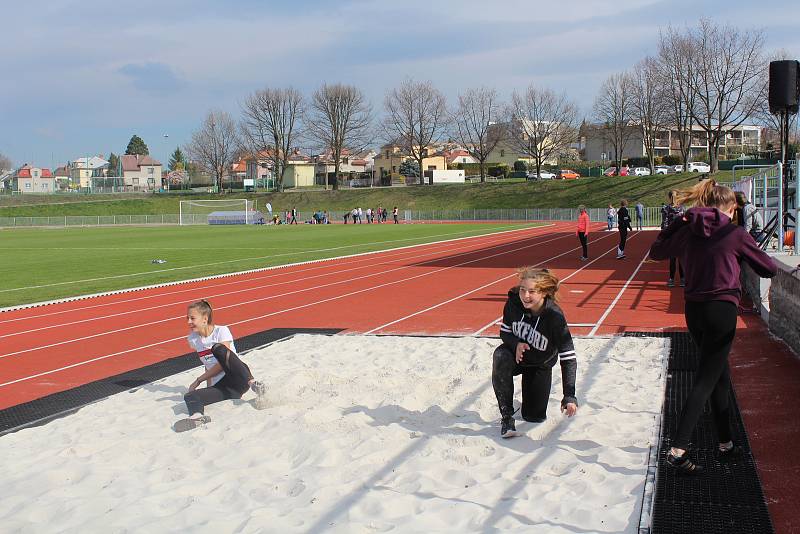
{"left": 650, "top": 179, "right": 777, "bottom": 474}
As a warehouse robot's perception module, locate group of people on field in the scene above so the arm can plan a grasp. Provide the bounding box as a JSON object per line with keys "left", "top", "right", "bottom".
{"left": 176, "top": 178, "right": 778, "bottom": 477}
{"left": 343, "top": 206, "right": 399, "bottom": 224}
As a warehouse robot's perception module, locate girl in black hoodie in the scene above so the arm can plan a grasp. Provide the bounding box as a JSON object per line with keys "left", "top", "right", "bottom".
{"left": 650, "top": 179, "right": 777, "bottom": 473}
{"left": 492, "top": 267, "right": 578, "bottom": 438}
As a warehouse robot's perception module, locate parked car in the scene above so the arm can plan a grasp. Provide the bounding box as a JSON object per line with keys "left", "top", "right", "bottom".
{"left": 527, "top": 170, "right": 556, "bottom": 180}
{"left": 632, "top": 167, "right": 651, "bottom": 176}
{"left": 687, "top": 162, "right": 711, "bottom": 173}
{"left": 618, "top": 166, "right": 630, "bottom": 176}
{"left": 655, "top": 165, "right": 670, "bottom": 175}
{"left": 603, "top": 167, "right": 617, "bottom": 176}
{"left": 673, "top": 164, "right": 684, "bottom": 173}
{"left": 557, "top": 169, "right": 580, "bottom": 180}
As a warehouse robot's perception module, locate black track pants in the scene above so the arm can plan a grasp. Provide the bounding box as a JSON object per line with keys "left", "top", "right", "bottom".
{"left": 184, "top": 344, "right": 253, "bottom": 415}
{"left": 492, "top": 345, "right": 553, "bottom": 422}
{"left": 669, "top": 257, "right": 684, "bottom": 281}
{"left": 673, "top": 300, "right": 737, "bottom": 449}
{"left": 578, "top": 232, "right": 588, "bottom": 258}
{"left": 618, "top": 228, "right": 628, "bottom": 253}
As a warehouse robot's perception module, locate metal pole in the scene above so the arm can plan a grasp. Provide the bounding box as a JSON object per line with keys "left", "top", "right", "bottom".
{"left": 778, "top": 161, "right": 784, "bottom": 253}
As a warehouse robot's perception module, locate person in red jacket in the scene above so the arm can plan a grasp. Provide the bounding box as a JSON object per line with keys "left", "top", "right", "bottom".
{"left": 576, "top": 205, "right": 590, "bottom": 260}
{"left": 650, "top": 179, "right": 777, "bottom": 474}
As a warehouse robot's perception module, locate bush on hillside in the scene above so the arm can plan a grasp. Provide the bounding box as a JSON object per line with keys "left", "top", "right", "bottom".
{"left": 662, "top": 155, "right": 681, "bottom": 166}
{"left": 488, "top": 165, "right": 509, "bottom": 178}
{"left": 513, "top": 160, "right": 527, "bottom": 172}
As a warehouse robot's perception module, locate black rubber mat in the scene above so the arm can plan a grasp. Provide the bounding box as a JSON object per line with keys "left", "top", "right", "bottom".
{"left": 0, "top": 327, "right": 342, "bottom": 435}
{"left": 627, "top": 331, "right": 774, "bottom": 534}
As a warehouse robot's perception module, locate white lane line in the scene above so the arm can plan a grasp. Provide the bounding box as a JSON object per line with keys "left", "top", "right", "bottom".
{"left": 0, "top": 226, "right": 561, "bottom": 339}
{"left": 1, "top": 228, "right": 572, "bottom": 365}
{"left": 0, "top": 224, "right": 539, "bottom": 295}
{"left": 471, "top": 235, "right": 624, "bottom": 336}
{"left": 0, "top": 224, "right": 554, "bottom": 324}
{"left": 587, "top": 249, "right": 651, "bottom": 337}
{"left": 365, "top": 231, "right": 619, "bottom": 335}
{"left": 0, "top": 229, "right": 574, "bottom": 387}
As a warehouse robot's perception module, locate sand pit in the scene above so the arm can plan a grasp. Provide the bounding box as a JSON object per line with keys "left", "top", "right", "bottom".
{"left": 0, "top": 334, "right": 668, "bottom": 533}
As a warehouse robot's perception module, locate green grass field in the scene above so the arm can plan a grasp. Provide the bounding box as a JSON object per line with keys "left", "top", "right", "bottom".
{"left": 0, "top": 222, "right": 538, "bottom": 308}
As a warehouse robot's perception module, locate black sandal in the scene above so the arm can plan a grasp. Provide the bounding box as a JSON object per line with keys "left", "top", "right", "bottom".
{"left": 666, "top": 450, "right": 704, "bottom": 474}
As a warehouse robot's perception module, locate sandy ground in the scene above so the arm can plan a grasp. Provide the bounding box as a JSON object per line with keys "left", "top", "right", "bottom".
{"left": 0, "top": 334, "right": 668, "bottom": 533}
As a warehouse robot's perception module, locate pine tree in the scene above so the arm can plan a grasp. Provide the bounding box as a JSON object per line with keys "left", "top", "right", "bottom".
{"left": 125, "top": 135, "right": 149, "bottom": 156}
{"left": 107, "top": 153, "right": 119, "bottom": 177}
{"left": 168, "top": 147, "right": 186, "bottom": 171}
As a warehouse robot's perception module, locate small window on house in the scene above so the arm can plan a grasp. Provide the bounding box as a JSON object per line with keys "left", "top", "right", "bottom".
{"left": 500, "top": 150, "right": 505, "bottom": 157}
{"left": 148, "top": 167, "right": 154, "bottom": 175}
{"left": 427, "top": 166, "right": 435, "bottom": 170}
{"left": 33, "top": 170, "right": 39, "bottom": 177}
{"left": 392, "top": 166, "right": 397, "bottom": 172}
{"left": 133, "top": 178, "right": 139, "bottom": 185}
{"left": 25, "top": 182, "right": 31, "bottom": 189}
{"left": 42, "top": 183, "right": 49, "bottom": 190}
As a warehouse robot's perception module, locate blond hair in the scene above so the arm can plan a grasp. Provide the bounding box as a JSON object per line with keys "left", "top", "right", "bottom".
{"left": 517, "top": 267, "right": 560, "bottom": 303}
{"left": 187, "top": 299, "right": 213, "bottom": 322}
{"left": 675, "top": 179, "right": 736, "bottom": 210}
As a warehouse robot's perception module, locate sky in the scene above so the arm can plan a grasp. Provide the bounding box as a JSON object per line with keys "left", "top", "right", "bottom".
{"left": 1, "top": 0, "right": 798, "bottom": 170}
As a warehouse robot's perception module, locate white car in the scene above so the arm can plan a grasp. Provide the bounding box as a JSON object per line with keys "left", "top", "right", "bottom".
{"left": 655, "top": 165, "right": 670, "bottom": 175}
{"left": 528, "top": 171, "right": 556, "bottom": 180}
{"left": 687, "top": 162, "right": 711, "bottom": 173}
{"left": 632, "top": 167, "right": 651, "bottom": 176}
{"left": 673, "top": 164, "right": 684, "bottom": 173}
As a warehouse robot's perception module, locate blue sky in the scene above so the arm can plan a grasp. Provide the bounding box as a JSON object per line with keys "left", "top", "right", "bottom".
{"left": 1, "top": 0, "right": 798, "bottom": 169}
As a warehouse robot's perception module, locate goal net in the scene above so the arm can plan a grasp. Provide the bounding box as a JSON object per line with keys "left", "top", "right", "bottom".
{"left": 179, "top": 199, "right": 260, "bottom": 225}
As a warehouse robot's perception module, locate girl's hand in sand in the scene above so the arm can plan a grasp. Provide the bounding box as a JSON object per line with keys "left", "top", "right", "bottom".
{"left": 561, "top": 403, "right": 578, "bottom": 417}
{"left": 188, "top": 379, "right": 200, "bottom": 392}
{"left": 515, "top": 342, "right": 530, "bottom": 363}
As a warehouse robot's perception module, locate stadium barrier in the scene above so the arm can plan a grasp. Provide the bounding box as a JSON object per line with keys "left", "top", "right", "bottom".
{"left": 0, "top": 208, "right": 670, "bottom": 228}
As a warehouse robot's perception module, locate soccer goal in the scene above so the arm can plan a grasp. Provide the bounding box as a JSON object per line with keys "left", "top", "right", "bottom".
{"left": 179, "top": 199, "right": 260, "bottom": 225}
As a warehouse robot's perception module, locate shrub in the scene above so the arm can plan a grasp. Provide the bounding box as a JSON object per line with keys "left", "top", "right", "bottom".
{"left": 488, "top": 164, "right": 509, "bottom": 178}
{"left": 624, "top": 157, "right": 650, "bottom": 168}
{"left": 513, "top": 160, "right": 527, "bottom": 172}
{"left": 662, "top": 154, "right": 681, "bottom": 166}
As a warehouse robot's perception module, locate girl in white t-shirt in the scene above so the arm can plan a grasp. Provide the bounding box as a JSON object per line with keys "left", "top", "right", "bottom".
{"left": 174, "top": 300, "right": 266, "bottom": 432}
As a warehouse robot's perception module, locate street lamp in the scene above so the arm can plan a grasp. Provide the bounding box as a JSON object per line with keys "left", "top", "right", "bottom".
{"left": 163, "top": 134, "right": 169, "bottom": 192}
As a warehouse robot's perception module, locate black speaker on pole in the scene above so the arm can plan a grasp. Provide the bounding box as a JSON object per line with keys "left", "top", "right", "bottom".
{"left": 769, "top": 60, "right": 800, "bottom": 114}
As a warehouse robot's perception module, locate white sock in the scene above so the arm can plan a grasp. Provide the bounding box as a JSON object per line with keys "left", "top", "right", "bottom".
{"left": 719, "top": 441, "right": 733, "bottom": 452}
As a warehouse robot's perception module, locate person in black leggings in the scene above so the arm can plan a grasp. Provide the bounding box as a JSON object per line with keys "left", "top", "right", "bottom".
{"left": 616, "top": 199, "right": 632, "bottom": 259}
{"left": 183, "top": 343, "right": 260, "bottom": 416}
{"left": 650, "top": 179, "right": 777, "bottom": 473}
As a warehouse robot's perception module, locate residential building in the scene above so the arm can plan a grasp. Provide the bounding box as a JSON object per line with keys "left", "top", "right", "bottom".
{"left": 440, "top": 149, "right": 479, "bottom": 167}
{"left": 583, "top": 123, "right": 762, "bottom": 162}
{"left": 120, "top": 155, "right": 163, "bottom": 191}
{"left": 70, "top": 156, "right": 109, "bottom": 188}
{"left": 373, "top": 144, "right": 447, "bottom": 184}
{"left": 10, "top": 164, "right": 56, "bottom": 193}
{"left": 54, "top": 166, "right": 70, "bottom": 190}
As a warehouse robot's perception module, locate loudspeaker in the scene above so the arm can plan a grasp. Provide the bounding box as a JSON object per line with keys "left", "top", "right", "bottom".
{"left": 769, "top": 60, "right": 800, "bottom": 114}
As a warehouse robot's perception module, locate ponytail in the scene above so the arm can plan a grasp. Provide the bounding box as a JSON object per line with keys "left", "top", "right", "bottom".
{"left": 675, "top": 179, "right": 736, "bottom": 210}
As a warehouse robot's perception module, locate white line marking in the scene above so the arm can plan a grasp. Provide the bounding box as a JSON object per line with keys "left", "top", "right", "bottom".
{"left": 588, "top": 249, "right": 650, "bottom": 337}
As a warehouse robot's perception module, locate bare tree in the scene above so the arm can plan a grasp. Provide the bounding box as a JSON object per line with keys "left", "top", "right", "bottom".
{"left": 383, "top": 79, "right": 448, "bottom": 185}
{"left": 593, "top": 72, "right": 636, "bottom": 171}
{"left": 185, "top": 110, "right": 239, "bottom": 193}
{"left": 0, "top": 151, "right": 12, "bottom": 172}
{"left": 306, "top": 83, "right": 373, "bottom": 190}
{"left": 630, "top": 56, "right": 670, "bottom": 173}
{"left": 688, "top": 19, "right": 766, "bottom": 172}
{"left": 241, "top": 87, "right": 303, "bottom": 192}
{"left": 659, "top": 27, "right": 697, "bottom": 169}
{"left": 506, "top": 85, "right": 578, "bottom": 179}
{"left": 450, "top": 87, "right": 504, "bottom": 183}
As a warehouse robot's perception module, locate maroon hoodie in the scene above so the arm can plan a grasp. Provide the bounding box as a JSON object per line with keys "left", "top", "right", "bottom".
{"left": 649, "top": 207, "right": 777, "bottom": 305}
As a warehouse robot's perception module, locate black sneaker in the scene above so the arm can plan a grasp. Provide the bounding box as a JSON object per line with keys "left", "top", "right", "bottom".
{"left": 500, "top": 416, "right": 519, "bottom": 438}
{"left": 666, "top": 450, "right": 703, "bottom": 475}
{"left": 667, "top": 279, "right": 675, "bottom": 287}
{"left": 718, "top": 445, "right": 744, "bottom": 463}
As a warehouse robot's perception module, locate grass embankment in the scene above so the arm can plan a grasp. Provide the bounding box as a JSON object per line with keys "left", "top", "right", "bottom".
{"left": 0, "top": 222, "right": 536, "bottom": 308}
{"left": 0, "top": 172, "right": 746, "bottom": 217}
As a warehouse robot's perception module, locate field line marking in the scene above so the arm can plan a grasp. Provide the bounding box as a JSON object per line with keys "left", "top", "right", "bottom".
{"left": 0, "top": 226, "right": 562, "bottom": 339}
{"left": 587, "top": 248, "right": 651, "bottom": 337}
{"left": 0, "top": 223, "right": 550, "bottom": 314}
{"left": 366, "top": 232, "right": 620, "bottom": 335}
{"left": 1, "top": 229, "right": 572, "bottom": 363}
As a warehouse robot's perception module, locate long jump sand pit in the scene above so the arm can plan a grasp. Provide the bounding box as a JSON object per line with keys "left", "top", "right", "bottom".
{"left": 0, "top": 334, "right": 668, "bottom": 533}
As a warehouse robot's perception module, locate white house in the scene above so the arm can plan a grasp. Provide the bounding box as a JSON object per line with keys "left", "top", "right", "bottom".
{"left": 120, "top": 155, "right": 163, "bottom": 192}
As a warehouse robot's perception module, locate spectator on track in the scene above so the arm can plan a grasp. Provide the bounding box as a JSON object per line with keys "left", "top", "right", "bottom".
{"left": 660, "top": 191, "right": 685, "bottom": 287}
{"left": 492, "top": 267, "right": 578, "bottom": 438}
{"left": 616, "top": 199, "right": 632, "bottom": 259}
{"left": 175, "top": 300, "right": 267, "bottom": 432}
{"left": 290, "top": 207, "right": 298, "bottom": 225}
{"left": 650, "top": 179, "right": 778, "bottom": 473}
{"left": 635, "top": 201, "right": 644, "bottom": 231}
{"left": 606, "top": 204, "right": 616, "bottom": 231}
{"left": 392, "top": 206, "right": 399, "bottom": 224}
{"left": 576, "top": 205, "right": 590, "bottom": 260}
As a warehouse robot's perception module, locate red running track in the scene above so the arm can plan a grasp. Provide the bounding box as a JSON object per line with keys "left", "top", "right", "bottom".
{"left": 1, "top": 221, "right": 797, "bottom": 531}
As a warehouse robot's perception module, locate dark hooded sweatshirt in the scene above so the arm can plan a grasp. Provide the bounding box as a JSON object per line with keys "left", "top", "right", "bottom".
{"left": 649, "top": 207, "right": 777, "bottom": 304}
{"left": 499, "top": 289, "right": 577, "bottom": 405}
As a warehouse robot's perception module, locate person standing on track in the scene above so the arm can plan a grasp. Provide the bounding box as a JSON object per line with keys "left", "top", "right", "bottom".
{"left": 290, "top": 207, "right": 298, "bottom": 225}
{"left": 606, "top": 203, "right": 616, "bottom": 231}
{"left": 616, "top": 199, "right": 632, "bottom": 259}
{"left": 649, "top": 179, "right": 777, "bottom": 473}
{"left": 661, "top": 190, "right": 685, "bottom": 287}
{"left": 576, "top": 205, "right": 590, "bottom": 260}
{"left": 393, "top": 206, "right": 399, "bottom": 224}
{"left": 492, "top": 267, "right": 578, "bottom": 438}
{"left": 635, "top": 201, "right": 644, "bottom": 231}
{"left": 175, "top": 300, "right": 267, "bottom": 432}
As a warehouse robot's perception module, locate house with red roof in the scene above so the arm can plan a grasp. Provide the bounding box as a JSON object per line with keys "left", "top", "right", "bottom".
{"left": 120, "top": 155, "right": 163, "bottom": 191}
{"left": 10, "top": 164, "right": 56, "bottom": 193}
